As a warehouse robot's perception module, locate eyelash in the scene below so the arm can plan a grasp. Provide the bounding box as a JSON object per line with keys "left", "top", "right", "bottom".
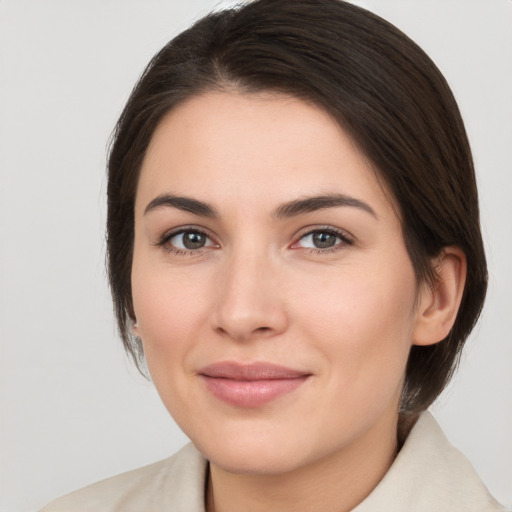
{"left": 156, "top": 226, "right": 353, "bottom": 256}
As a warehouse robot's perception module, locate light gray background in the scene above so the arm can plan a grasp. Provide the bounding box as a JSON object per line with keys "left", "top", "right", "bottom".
{"left": 0, "top": 1, "right": 510, "bottom": 511}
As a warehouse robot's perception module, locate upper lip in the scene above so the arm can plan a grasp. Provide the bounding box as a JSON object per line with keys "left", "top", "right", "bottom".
{"left": 199, "top": 361, "right": 310, "bottom": 380}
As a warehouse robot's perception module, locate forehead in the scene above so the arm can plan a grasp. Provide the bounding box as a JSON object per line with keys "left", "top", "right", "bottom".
{"left": 136, "top": 91, "right": 394, "bottom": 218}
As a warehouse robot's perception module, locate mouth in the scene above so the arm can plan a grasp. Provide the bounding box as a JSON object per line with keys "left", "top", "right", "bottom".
{"left": 198, "top": 361, "right": 311, "bottom": 408}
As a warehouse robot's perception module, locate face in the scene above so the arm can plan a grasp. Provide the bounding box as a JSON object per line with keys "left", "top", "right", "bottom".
{"left": 132, "top": 91, "right": 423, "bottom": 475}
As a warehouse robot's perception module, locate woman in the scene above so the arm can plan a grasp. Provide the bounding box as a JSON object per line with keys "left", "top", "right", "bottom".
{"left": 41, "top": 0, "right": 506, "bottom": 510}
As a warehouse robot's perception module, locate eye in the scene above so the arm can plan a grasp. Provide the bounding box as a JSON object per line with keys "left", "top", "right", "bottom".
{"left": 300, "top": 231, "right": 338, "bottom": 249}
{"left": 292, "top": 227, "right": 352, "bottom": 252}
{"left": 159, "top": 228, "right": 217, "bottom": 254}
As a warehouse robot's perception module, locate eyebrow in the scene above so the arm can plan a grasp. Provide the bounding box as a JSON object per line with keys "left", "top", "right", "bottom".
{"left": 144, "top": 193, "right": 376, "bottom": 219}
{"left": 272, "top": 194, "right": 377, "bottom": 219}
{"left": 144, "top": 194, "right": 219, "bottom": 217}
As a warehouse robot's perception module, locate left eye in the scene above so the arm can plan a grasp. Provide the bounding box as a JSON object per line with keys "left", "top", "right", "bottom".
{"left": 296, "top": 230, "right": 348, "bottom": 250}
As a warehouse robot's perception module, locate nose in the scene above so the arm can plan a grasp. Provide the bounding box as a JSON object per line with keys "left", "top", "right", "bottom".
{"left": 210, "top": 250, "right": 289, "bottom": 342}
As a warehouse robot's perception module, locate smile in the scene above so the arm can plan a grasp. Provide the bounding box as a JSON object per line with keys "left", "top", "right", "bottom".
{"left": 198, "top": 361, "right": 311, "bottom": 408}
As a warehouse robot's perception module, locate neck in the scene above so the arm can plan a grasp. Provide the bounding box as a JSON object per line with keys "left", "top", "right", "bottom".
{"left": 206, "top": 411, "right": 399, "bottom": 512}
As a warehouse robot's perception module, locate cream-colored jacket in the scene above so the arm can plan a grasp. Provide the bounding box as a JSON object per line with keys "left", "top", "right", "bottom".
{"left": 41, "top": 412, "right": 506, "bottom": 511}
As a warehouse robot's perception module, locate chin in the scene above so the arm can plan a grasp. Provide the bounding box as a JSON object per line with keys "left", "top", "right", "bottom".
{"left": 201, "top": 440, "right": 310, "bottom": 476}
{"left": 186, "top": 417, "right": 334, "bottom": 476}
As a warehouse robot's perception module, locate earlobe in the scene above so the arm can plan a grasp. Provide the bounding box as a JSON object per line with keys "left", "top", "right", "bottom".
{"left": 412, "top": 247, "right": 467, "bottom": 346}
{"left": 133, "top": 320, "right": 140, "bottom": 337}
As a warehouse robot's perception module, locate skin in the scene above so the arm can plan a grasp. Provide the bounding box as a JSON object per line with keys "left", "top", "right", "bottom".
{"left": 132, "top": 91, "right": 466, "bottom": 512}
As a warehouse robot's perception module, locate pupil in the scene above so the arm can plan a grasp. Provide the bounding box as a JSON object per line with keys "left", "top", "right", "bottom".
{"left": 313, "top": 232, "right": 335, "bottom": 248}
{"left": 183, "top": 232, "right": 205, "bottom": 249}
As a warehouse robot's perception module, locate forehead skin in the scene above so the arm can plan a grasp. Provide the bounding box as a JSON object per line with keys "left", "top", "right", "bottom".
{"left": 135, "top": 91, "right": 396, "bottom": 227}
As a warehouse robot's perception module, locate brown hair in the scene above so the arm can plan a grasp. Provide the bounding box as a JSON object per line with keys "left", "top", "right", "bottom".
{"left": 107, "top": 0, "right": 487, "bottom": 413}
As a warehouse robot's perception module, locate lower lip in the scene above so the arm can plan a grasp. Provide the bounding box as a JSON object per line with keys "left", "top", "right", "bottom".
{"left": 200, "top": 376, "right": 309, "bottom": 408}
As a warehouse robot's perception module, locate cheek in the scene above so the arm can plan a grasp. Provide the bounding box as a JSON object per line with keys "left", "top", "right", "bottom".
{"left": 295, "top": 261, "right": 417, "bottom": 391}
{"left": 131, "top": 258, "right": 212, "bottom": 371}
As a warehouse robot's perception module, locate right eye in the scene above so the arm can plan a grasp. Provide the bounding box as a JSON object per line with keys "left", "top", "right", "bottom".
{"left": 159, "top": 228, "right": 217, "bottom": 254}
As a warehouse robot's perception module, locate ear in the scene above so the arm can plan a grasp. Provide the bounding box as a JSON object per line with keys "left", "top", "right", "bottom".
{"left": 133, "top": 320, "right": 140, "bottom": 337}
{"left": 412, "top": 246, "right": 467, "bottom": 346}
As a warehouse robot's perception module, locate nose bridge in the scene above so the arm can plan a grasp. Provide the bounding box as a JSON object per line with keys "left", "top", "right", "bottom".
{"left": 211, "top": 242, "right": 287, "bottom": 341}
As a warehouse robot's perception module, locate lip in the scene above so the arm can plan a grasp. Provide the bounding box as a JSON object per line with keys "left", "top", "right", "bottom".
{"left": 198, "top": 361, "right": 311, "bottom": 408}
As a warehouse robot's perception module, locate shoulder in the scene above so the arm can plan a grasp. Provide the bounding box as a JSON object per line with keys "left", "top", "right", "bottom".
{"left": 39, "top": 443, "right": 207, "bottom": 512}
{"left": 354, "top": 411, "right": 507, "bottom": 512}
